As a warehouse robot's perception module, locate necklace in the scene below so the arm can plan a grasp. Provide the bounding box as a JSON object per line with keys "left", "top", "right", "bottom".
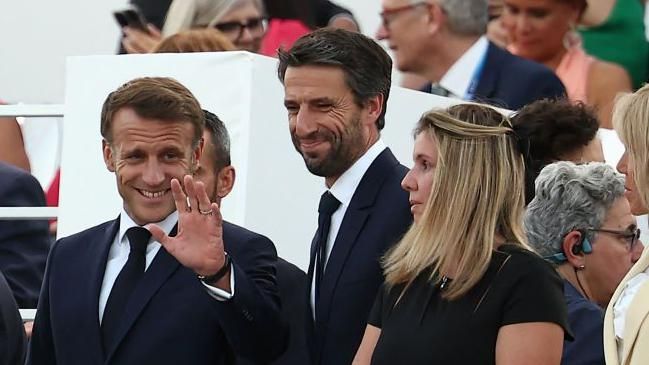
{"left": 440, "top": 275, "right": 450, "bottom": 290}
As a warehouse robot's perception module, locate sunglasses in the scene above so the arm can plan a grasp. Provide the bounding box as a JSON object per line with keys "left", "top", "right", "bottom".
{"left": 213, "top": 17, "right": 267, "bottom": 41}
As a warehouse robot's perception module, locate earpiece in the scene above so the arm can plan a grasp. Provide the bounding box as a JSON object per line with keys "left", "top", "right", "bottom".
{"left": 544, "top": 229, "right": 592, "bottom": 264}
{"left": 571, "top": 229, "right": 593, "bottom": 255}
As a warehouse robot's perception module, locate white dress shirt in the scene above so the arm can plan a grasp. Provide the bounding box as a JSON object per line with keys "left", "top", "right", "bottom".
{"left": 98, "top": 209, "right": 234, "bottom": 324}
{"left": 310, "top": 139, "right": 387, "bottom": 314}
{"left": 439, "top": 36, "right": 489, "bottom": 100}
{"left": 613, "top": 270, "right": 649, "bottom": 360}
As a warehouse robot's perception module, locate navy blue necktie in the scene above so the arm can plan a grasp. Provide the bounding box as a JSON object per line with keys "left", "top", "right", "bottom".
{"left": 101, "top": 226, "right": 151, "bottom": 352}
{"left": 314, "top": 192, "right": 341, "bottom": 307}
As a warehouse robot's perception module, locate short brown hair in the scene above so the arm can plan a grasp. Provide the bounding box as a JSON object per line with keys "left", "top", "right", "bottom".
{"left": 153, "top": 29, "right": 236, "bottom": 53}
{"left": 100, "top": 77, "right": 204, "bottom": 145}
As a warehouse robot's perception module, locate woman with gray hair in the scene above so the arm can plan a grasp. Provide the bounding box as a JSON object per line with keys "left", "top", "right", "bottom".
{"left": 525, "top": 161, "right": 643, "bottom": 365}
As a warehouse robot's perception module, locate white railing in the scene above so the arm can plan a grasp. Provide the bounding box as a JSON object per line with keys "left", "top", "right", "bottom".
{"left": 0, "top": 104, "right": 64, "bottom": 319}
{"left": 0, "top": 104, "right": 64, "bottom": 118}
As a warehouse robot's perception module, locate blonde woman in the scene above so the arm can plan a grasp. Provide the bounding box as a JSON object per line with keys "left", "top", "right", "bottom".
{"left": 604, "top": 84, "right": 649, "bottom": 365}
{"left": 353, "top": 104, "right": 570, "bottom": 365}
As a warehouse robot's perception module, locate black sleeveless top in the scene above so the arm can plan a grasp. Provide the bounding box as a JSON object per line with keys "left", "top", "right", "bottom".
{"left": 368, "top": 244, "right": 571, "bottom": 365}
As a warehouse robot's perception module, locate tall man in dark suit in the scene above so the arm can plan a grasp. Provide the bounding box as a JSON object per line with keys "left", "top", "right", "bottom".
{"left": 376, "top": 0, "right": 566, "bottom": 110}
{"left": 277, "top": 29, "right": 413, "bottom": 365}
{"left": 28, "top": 77, "right": 285, "bottom": 365}
{"left": 0, "top": 162, "right": 50, "bottom": 309}
{"left": 197, "top": 110, "right": 309, "bottom": 364}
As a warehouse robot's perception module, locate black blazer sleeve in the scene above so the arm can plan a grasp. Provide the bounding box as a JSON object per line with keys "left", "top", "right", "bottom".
{"left": 216, "top": 227, "right": 287, "bottom": 363}
{"left": 0, "top": 163, "right": 50, "bottom": 309}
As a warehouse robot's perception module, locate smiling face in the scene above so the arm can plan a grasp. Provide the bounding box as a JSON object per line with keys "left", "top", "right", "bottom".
{"left": 501, "top": 0, "right": 580, "bottom": 63}
{"left": 401, "top": 131, "right": 438, "bottom": 223}
{"left": 283, "top": 65, "right": 379, "bottom": 185}
{"left": 103, "top": 107, "right": 201, "bottom": 225}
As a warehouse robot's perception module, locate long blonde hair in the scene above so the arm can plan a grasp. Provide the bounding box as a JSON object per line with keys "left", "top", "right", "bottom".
{"left": 613, "top": 84, "right": 649, "bottom": 208}
{"left": 384, "top": 103, "right": 528, "bottom": 300}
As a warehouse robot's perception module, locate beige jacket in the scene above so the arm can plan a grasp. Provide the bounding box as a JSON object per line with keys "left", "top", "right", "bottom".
{"left": 604, "top": 249, "right": 649, "bottom": 365}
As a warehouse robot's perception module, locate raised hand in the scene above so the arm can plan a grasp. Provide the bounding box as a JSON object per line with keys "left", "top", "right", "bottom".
{"left": 147, "top": 175, "right": 227, "bottom": 285}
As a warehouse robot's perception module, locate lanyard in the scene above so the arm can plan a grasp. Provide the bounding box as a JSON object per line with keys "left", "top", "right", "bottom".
{"left": 464, "top": 49, "right": 488, "bottom": 101}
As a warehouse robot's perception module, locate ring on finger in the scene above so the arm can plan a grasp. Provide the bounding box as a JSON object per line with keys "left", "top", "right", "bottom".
{"left": 199, "top": 208, "right": 213, "bottom": 216}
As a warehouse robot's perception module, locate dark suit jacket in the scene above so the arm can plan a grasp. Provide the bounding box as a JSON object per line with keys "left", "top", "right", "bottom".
{"left": 28, "top": 218, "right": 286, "bottom": 365}
{"left": 308, "top": 148, "right": 412, "bottom": 365}
{"left": 0, "top": 270, "right": 26, "bottom": 365}
{"left": 423, "top": 42, "right": 566, "bottom": 110}
{"left": 239, "top": 258, "right": 309, "bottom": 365}
{"left": 0, "top": 162, "right": 50, "bottom": 309}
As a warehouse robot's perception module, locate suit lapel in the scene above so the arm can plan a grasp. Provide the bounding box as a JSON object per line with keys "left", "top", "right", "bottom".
{"left": 86, "top": 218, "right": 120, "bottom": 360}
{"left": 315, "top": 149, "right": 398, "bottom": 324}
{"left": 104, "top": 224, "right": 181, "bottom": 362}
{"left": 473, "top": 42, "right": 501, "bottom": 101}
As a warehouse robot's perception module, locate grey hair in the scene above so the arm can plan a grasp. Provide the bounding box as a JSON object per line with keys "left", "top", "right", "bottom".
{"left": 436, "top": 0, "right": 488, "bottom": 36}
{"left": 524, "top": 161, "right": 625, "bottom": 257}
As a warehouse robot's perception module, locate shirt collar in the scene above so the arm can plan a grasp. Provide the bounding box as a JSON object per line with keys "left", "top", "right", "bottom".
{"left": 439, "top": 36, "right": 489, "bottom": 99}
{"left": 118, "top": 209, "right": 179, "bottom": 245}
{"left": 327, "top": 139, "right": 386, "bottom": 207}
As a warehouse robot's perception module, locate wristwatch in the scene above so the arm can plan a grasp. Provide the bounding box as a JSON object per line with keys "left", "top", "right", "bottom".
{"left": 197, "top": 252, "right": 232, "bottom": 285}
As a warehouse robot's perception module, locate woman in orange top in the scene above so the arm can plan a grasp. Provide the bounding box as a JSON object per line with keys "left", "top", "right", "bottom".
{"left": 501, "top": 0, "right": 630, "bottom": 128}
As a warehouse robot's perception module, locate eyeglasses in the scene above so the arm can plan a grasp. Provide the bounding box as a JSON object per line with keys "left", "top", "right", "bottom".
{"left": 587, "top": 227, "right": 641, "bottom": 252}
{"left": 213, "top": 17, "right": 267, "bottom": 42}
{"left": 379, "top": 1, "right": 432, "bottom": 31}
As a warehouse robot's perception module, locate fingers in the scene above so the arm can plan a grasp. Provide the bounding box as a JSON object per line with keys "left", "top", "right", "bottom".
{"left": 123, "top": 27, "right": 159, "bottom": 53}
{"left": 146, "top": 223, "right": 171, "bottom": 247}
{"left": 194, "top": 180, "right": 213, "bottom": 214}
{"left": 171, "top": 178, "right": 189, "bottom": 213}
{"left": 210, "top": 202, "right": 223, "bottom": 230}
{"left": 147, "top": 23, "right": 162, "bottom": 37}
{"left": 184, "top": 175, "right": 201, "bottom": 213}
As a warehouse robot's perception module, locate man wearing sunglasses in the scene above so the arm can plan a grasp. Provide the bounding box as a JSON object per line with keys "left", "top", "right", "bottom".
{"left": 525, "top": 161, "right": 643, "bottom": 365}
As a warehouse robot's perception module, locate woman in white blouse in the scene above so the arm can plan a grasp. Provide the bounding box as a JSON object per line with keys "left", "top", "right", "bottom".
{"left": 604, "top": 84, "right": 649, "bottom": 365}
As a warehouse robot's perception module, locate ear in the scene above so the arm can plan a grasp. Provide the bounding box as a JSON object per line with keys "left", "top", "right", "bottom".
{"left": 102, "top": 139, "right": 116, "bottom": 172}
{"left": 192, "top": 137, "right": 205, "bottom": 172}
{"left": 216, "top": 166, "right": 236, "bottom": 199}
{"left": 428, "top": 2, "right": 446, "bottom": 34}
{"left": 562, "top": 230, "right": 587, "bottom": 268}
{"left": 363, "top": 94, "right": 384, "bottom": 128}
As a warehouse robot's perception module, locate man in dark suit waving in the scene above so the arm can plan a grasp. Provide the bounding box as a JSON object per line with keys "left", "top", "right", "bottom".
{"left": 28, "top": 77, "right": 285, "bottom": 364}
{"left": 376, "top": 0, "right": 566, "bottom": 110}
{"left": 278, "top": 29, "right": 413, "bottom": 365}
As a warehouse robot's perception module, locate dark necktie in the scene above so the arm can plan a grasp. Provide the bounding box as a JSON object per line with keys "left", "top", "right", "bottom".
{"left": 314, "top": 191, "right": 341, "bottom": 308}
{"left": 101, "top": 226, "right": 151, "bottom": 352}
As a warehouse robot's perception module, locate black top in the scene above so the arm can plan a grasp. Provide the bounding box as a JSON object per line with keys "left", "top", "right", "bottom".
{"left": 368, "top": 244, "right": 571, "bottom": 365}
